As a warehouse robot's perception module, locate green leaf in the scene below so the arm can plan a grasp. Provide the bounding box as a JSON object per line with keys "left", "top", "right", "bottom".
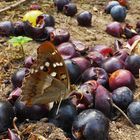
{"left": 8, "top": 36, "right": 32, "bottom": 47}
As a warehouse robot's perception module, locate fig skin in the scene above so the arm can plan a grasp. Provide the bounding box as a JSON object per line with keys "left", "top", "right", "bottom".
{"left": 0, "top": 101, "right": 15, "bottom": 133}
{"left": 112, "top": 86, "right": 133, "bottom": 110}
{"left": 0, "top": 21, "right": 14, "bottom": 36}
{"left": 49, "top": 99, "right": 77, "bottom": 133}
{"left": 127, "top": 101, "right": 140, "bottom": 124}
{"left": 54, "top": 0, "right": 70, "bottom": 11}
{"left": 63, "top": 3, "right": 77, "bottom": 17}
{"left": 72, "top": 109, "right": 109, "bottom": 140}
{"left": 77, "top": 11, "right": 92, "bottom": 27}
{"left": 109, "top": 69, "right": 136, "bottom": 91}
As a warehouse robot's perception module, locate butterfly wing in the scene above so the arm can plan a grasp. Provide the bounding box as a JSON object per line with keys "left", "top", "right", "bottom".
{"left": 21, "top": 41, "right": 70, "bottom": 105}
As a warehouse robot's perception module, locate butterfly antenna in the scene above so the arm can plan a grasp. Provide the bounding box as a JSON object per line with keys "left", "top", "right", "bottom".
{"left": 56, "top": 97, "right": 63, "bottom": 115}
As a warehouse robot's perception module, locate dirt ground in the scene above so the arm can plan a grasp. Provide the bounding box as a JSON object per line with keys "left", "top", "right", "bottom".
{"left": 0, "top": 0, "right": 140, "bottom": 139}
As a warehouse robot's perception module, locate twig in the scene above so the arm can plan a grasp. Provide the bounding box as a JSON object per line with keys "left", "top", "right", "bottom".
{"left": 0, "top": 0, "right": 29, "bottom": 14}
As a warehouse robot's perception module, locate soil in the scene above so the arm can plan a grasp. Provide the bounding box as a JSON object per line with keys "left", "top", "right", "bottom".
{"left": 0, "top": 0, "right": 140, "bottom": 140}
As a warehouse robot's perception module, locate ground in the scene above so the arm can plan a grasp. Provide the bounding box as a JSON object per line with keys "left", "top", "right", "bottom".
{"left": 0, "top": 0, "right": 140, "bottom": 139}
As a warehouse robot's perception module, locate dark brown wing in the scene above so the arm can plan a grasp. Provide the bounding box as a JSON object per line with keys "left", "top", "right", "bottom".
{"left": 35, "top": 41, "right": 70, "bottom": 90}
{"left": 21, "top": 41, "right": 70, "bottom": 105}
{"left": 21, "top": 70, "right": 68, "bottom": 105}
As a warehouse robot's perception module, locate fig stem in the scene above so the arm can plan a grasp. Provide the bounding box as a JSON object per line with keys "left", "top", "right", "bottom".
{"left": 108, "top": 98, "right": 136, "bottom": 129}
{"left": 112, "top": 103, "right": 136, "bottom": 129}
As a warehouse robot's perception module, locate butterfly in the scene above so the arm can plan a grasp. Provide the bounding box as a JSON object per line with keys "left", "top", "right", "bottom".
{"left": 21, "top": 41, "right": 70, "bottom": 105}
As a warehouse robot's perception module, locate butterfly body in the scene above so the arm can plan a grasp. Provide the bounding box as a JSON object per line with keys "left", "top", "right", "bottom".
{"left": 21, "top": 41, "right": 70, "bottom": 105}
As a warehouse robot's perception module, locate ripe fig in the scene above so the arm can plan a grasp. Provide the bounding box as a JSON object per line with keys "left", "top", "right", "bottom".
{"left": 23, "top": 21, "right": 47, "bottom": 41}
{"left": 49, "top": 99, "right": 77, "bottom": 132}
{"left": 110, "top": 5, "right": 126, "bottom": 22}
{"left": 127, "top": 101, "right": 140, "bottom": 124}
{"left": 50, "top": 28, "right": 70, "bottom": 45}
{"left": 113, "top": 49, "right": 129, "bottom": 61}
{"left": 101, "top": 57, "right": 124, "bottom": 74}
{"left": 72, "top": 57, "right": 91, "bottom": 73}
{"left": 54, "top": 0, "right": 70, "bottom": 11}
{"left": 72, "top": 109, "right": 109, "bottom": 140}
{"left": 90, "top": 44, "right": 113, "bottom": 56}
{"left": 109, "top": 69, "right": 136, "bottom": 90}
{"left": 86, "top": 51, "right": 104, "bottom": 67}
{"left": 13, "top": 21, "right": 25, "bottom": 36}
{"left": 77, "top": 11, "right": 92, "bottom": 27}
{"left": 0, "top": 101, "right": 15, "bottom": 133}
{"left": 57, "top": 42, "right": 77, "bottom": 59}
{"left": 81, "top": 67, "right": 108, "bottom": 86}
{"left": 106, "top": 22, "right": 123, "bottom": 37}
{"left": 125, "top": 54, "right": 140, "bottom": 77}
{"left": 71, "top": 40, "right": 89, "bottom": 55}
{"left": 112, "top": 86, "right": 133, "bottom": 110}
{"left": 14, "top": 100, "right": 49, "bottom": 121}
{"left": 63, "top": 3, "right": 77, "bottom": 16}
{"left": 11, "top": 68, "right": 29, "bottom": 89}
{"left": 95, "top": 85, "right": 112, "bottom": 117}
{"left": 105, "top": 1, "right": 120, "bottom": 14}
{"left": 64, "top": 59, "right": 82, "bottom": 84}
{"left": 36, "top": 14, "right": 55, "bottom": 27}
{"left": 0, "top": 21, "right": 14, "bottom": 36}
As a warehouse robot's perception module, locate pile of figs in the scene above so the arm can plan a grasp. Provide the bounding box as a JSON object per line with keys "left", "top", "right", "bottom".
{"left": 1, "top": 0, "right": 140, "bottom": 140}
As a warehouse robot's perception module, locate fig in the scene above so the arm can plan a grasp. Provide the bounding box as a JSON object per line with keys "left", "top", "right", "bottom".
{"left": 106, "top": 22, "right": 123, "bottom": 37}
{"left": 36, "top": 14, "right": 55, "bottom": 27}
{"left": 109, "top": 69, "right": 136, "bottom": 90}
{"left": 64, "top": 59, "right": 82, "bottom": 84}
{"left": 105, "top": 1, "right": 120, "bottom": 14}
{"left": 90, "top": 44, "right": 113, "bottom": 56}
{"left": 127, "top": 101, "right": 140, "bottom": 124}
{"left": 14, "top": 100, "right": 49, "bottom": 121}
{"left": 13, "top": 21, "right": 25, "bottom": 36}
{"left": 71, "top": 40, "right": 89, "bottom": 55}
{"left": 72, "top": 109, "right": 109, "bottom": 140}
{"left": 50, "top": 28, "right": 70, "bottom": 45}
{"left": 63, "top": 3, "right": 77, "bottom": 16}
{"left": 0, "top": 21, "right": 14, "bottom": 36}
{"left": 95, "top": 85, "right": 112, "bottom": 117}
{"left": 0, "top": 101, "right": 15, "bottom": 133}
{"left": 101, "top": 57, "right": 124, "bottom": 74}
{"left": 77, "top": 11, "right": 92, "bottom": 27}
{"left": 81, "top": 67, "right": 108, "bottom": 86}
{"left": 57, "top": 42, "right": 77, "bottom": 59}
{"left": 125, "top": 54, "right": 140, "bottom": 77}
{"left": 49, "top": 99, "right": 77, "bottom": 132}
{"left": 113, "top": 49, "right": 129, "bottom": 61}
{"left": 11, "top": 68, "right": 29, "bottom": 89}
{"left": 54, "top": 0, "right": 70, "bottom": 11}
{"left": 110, "top": 5, "right": 126, "bottom": 22}
{"left": 23, "top": 21, "right": 47, "bottom": 41}
{"left": 86, "top": 51, "right": 104, "bottom": 67}
{"left": 112, "top": 86, "right": 133, "bottom": 110}
{"left": 72, "top": 57, "right": 91, "bottom": 73}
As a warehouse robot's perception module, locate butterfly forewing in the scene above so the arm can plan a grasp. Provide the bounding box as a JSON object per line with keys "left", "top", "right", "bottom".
{"left": 21, "top": 41, "right": 70, "bottom": 105}
{"left": 36, "top": 41, "right": 70, "bottom": 90}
